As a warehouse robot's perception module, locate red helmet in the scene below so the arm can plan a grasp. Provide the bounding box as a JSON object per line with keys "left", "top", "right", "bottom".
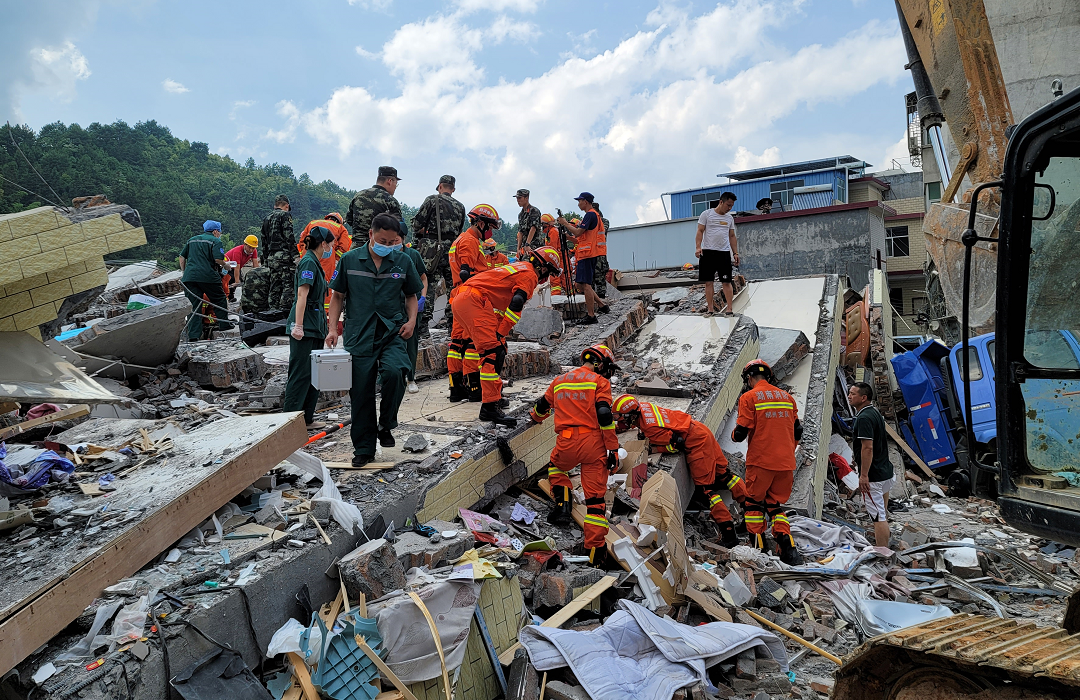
{"left": 468, "top": 204, "right": 501, "bottom": 230}
{"left": 741, "top": 358, "right": 774, "bottom": 383}
{"left": 613, "top": 394, "right": 640, "bottom": 415}
{"left": 581, "top": 343, "right": 616, "bottom": 377}
{"left": 529, "top": 246, "right": 563, "bottom": 277}
{"left": 541, "top": 213, "right": 556, "bottom": 226}
{"left": 483, "top": 237, "right": 497, "bottom": 252}
{"left": 325, "top": 212, "right": 344, "bottom": 225}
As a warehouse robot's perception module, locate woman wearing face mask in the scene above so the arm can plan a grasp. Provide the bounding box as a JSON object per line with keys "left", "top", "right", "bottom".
{"left": 283, "top": 226, "right": 334, "bottom": 427}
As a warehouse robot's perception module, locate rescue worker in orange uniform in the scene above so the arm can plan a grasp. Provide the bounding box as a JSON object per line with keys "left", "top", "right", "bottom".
{"left": 483, "top": 238, "right": 509, "bottom": 266}
{"left": 446, "top": 204, "right": 500, "bottom": 403}
{"left": 731, "top": 359, "right": 804, "bottom": 565}
{"left": 451, "top": 246, "right": 563, "bottom": 426}
{"left": 613, "top": 396, "right": 747, "bottom": 548}
{"left": 297, "top": 213, "right": 351, "bottom": 315}
{"left": 530, "top": 344, "right": 620, "bottom": 568}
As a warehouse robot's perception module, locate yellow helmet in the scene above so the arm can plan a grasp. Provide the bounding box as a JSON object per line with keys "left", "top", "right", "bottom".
{"left": 244, "top": 235, "right": 259, "bottom": 248}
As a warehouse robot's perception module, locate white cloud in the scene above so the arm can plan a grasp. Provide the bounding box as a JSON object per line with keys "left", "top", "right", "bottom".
{"left": 26, "top": 42, "right": 91, "bottom": 104}
{"left": 297, "top": 1, "right": 905, "bottom": 225}
{"left": 162, "top": 78, "right": 189, "bottom": 94}
{"left": 356, "top": 45, "right": 377, "bottom": 59}
{"left": 880, "top": 130, "right": 920, "bottom": 171}
{"left": 348, "top": 0, "right": 393, "bottom": 10}
{"left": 265, "top": 100, "right": 301, "bottom": 143}
{"left": 728, "top": 146, "right": 782, "bottom": 171}
{"left": 457, "top": 0, "right": 541, "bottom": 14}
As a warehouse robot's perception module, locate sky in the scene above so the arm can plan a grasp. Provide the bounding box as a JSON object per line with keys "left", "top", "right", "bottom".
{"left": 4, "top": 0, "right": 916, "bottom": 226}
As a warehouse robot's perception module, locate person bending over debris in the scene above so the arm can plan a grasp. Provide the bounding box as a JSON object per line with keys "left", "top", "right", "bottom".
{"left": 284, "top": 226, "right": 333, "bottom": 426}
{"left": 848, "top": 381, "right": 895, "bottom": 547}
{"left": 179, "top": 220, "right": 233, "bottom": 340}
{"left": 731, "top": 359, "right": 804, "bottom": 565}
{"left": 326, "top": 213, "right": 422, "bottom": 467}
{"left": 446, "top": 204, "right": 500, "bottom": 403}
{"left": 223, "top": 234, "right": 260, "bottom": 300}
{"left": 530, "top": 343, "right": 621, "bottom": 568}
{"left": 613, "top": 395, "right": 747, "bottom": 548}
{"left": 451, "top": 246, "right": 563, "bottom": 427}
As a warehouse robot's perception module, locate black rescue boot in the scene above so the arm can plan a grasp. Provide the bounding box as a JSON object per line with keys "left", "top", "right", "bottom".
{"left": 497, "top": 397, "right": 510, "bottom": 408}
{"left": 778, "top": 534, "right": 804, "bottom": 566}
{"left": 479, "top": 402, "right": 517, "bottom": 427}
{"left": 546, "top": 486, "right": 573, "bottom": 525}
{"left": 378, "top": 427, "right": 395, "bottom": 448}
{"left": 579, "top": 544, "right": 616, "bottom": 570}
{"left": 718, "top": 521, "right": 740, "bottom": 549}
{"left": 468, "top": 372, "right": 483, "bottom": 402}
{"left": 448, "top": 372, "right": 468, "bottom": 402}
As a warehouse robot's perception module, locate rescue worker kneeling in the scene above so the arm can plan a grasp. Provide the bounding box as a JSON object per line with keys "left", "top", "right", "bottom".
{"left": 529, "top": 344, "right": 620, "bottom": 569}
{"left": 731, "top": 359, "right": 804, "bottom": 565}
{"left": 451, "top": 246, "right": 563, "bottom": 427}
{"left": 613, "top": 395, "right": 747, "bottom": 548}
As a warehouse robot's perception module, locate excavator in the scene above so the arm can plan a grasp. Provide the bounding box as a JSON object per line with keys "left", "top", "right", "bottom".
{"left": 834, "top": 2, "right": 1080, "bottom": 697}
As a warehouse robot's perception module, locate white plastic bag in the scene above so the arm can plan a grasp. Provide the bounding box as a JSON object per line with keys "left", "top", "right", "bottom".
{"left": 285, "top": 450, "right": 364, "bottom": 535}
{"left": 109, "top": 589, "right": 156, "bottom": 647}
{"left": 267, "top": 618, "right": 323, "bottom": 666}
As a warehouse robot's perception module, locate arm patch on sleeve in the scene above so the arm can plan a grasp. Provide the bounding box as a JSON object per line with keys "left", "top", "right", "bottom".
{"left": 301, "top": 270, "right": 315, "bottom": 280}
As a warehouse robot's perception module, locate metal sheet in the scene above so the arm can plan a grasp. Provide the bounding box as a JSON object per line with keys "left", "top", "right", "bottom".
{"left": 0, "top": 332, "right": 125, "bottom": 405}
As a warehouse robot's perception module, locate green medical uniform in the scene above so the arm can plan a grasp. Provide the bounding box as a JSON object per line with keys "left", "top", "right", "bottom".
{"left": 401, "top": 245, "right": 428, "bottom": 381}
{"left": 180, "top": 232, "right": 232, "bottom": 340}
{"left": 283, "top": 251, "right": 329, "bottom": 424}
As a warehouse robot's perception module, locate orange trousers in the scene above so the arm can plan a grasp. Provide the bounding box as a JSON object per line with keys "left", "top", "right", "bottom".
{"left": 744, "top": 467, "right": 793, "bottom": 537}
{"left": 547, "top": 428, "right": 609, "bottom": 549}
{"left": 450, "top": 289, "right": 503, "bottom": 403}
{"left": 684, "top": 422, "right": 746, "bottom": 524}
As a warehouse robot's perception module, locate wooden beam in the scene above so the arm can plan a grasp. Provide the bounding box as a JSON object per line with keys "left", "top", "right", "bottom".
{"left": 498, "top": 575, "right": 617, "bottom": 666}
{"left": 356, "top": 636, "right": 420, "bottom": 700}
{"left": 0, "top": 413, "right": 307, "bottom": 677}
{"left": 884, "top": 423, "right": 937, "bottom": 481}
{"left": 287, "top": 652, "right": 320, "bottom": 700}
{"left": 0, "top": 404, "right": 89, "bottom": 441}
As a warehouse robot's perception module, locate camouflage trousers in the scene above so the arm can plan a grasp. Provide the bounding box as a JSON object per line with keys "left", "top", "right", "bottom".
{"left": 594, "top": 255, "right": 609, "bottom": 299}
{"left": 265, "top": 251, "right": 296, "bottom": 312}
{"left": 415, "top": 236, "right": 453, "bottom": 329}
{"left": 240, "top": 266, "right": 271, "bottom": 316}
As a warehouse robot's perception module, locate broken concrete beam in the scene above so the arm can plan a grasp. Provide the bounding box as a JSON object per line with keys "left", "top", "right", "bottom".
{"left": 72, "top": 297, "right": 190, "bottom": 366}
{"left": 393, "top": 519, "right": 466, "bottom": 570}
{"left": 757, "top": 326, "right": 811, "bottom": 382}
{"left": 110, "top": 269, "right": 184, "bottom": 304}
{"left": 735, "top": 649, "right": 757, "bottom": 679}
{"left": 179, "top": 340, "right": 267, "bottom": 388}
{"left": 415, "top": 340, "right": 550, "bottom": 379}
{"left": 544, "top": 680, "right": 590, "bottom": 700}
{"left": 513, "top": 307, "right": 564, "bottom": 341}
{"left": 732, "top": 676, "right": 792, "bottom": 695}
{"left": 339, "top": 538, "right": 408, "bottom": 601}
{"left": 653, "top": 287, "right": 689, "bottom": 305}
{"left": 532, "top": 568, "right": 606, "bottom": 609}
{"left": 505, "top": 647, "right": 539, "bottom": 700}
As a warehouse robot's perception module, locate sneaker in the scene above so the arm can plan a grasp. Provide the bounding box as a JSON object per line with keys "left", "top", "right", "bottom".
{"left": 407, "top": 380, "right": 420, "bottom": 394}
{"left": 351, "top": 454, "right": 375, "bottom": 468}
{"left": 579, "top": 315, "right": 599, "bottom": 325}
{"left": 378, "top": 428, "right": 395, "bottom": 447}
{"left": 598, "top": 305, "right": 611, "bottom": 315}
{"left": 306, "top": 421, "right": 327, "bottom": 431}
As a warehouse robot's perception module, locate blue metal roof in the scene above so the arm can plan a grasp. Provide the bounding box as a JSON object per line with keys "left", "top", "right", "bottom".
{"left": 717, "top": 155, "right": 869, "bottom": 182}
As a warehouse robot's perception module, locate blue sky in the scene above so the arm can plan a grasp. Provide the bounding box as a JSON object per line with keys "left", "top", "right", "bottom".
{"left": 5, "top": 0, "right": 915, "bottom": 224}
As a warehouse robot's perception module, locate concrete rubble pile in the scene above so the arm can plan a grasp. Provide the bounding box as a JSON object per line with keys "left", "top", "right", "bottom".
{"left": 0, "top": 263, "right": 1076, "bottom": 700}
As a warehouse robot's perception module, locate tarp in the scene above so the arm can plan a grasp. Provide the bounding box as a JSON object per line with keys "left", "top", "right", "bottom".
{"left": 889, "top": 339, "right": 957, "bottom": 469}
{"left": 520, "top": 600, "right": 788, "bottom": 700}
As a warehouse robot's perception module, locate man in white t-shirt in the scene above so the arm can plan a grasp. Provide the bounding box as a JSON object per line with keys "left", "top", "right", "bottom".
{"left": 695, "top": 192, "right": 740, "bottom": 316}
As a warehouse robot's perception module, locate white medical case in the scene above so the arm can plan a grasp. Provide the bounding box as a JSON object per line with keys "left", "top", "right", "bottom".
{"left": 310, "top": 349, "right": 352, "bottom": 391}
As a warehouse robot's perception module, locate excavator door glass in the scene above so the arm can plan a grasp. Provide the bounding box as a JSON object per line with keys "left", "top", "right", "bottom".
{"left": 1022, "top": 155, "right": 1080, "bottom": 474}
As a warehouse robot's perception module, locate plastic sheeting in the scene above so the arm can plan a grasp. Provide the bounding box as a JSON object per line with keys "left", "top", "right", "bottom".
{"left": 283, "top": 450, "right": 364, "bottom": 535}
{"left": 789, "top": 515, "right": 870, "bottom": 557}
{"left": 520, "top": 600, "right": 789, "bottom": 700}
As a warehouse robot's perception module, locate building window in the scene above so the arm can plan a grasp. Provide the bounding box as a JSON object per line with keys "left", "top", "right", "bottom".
{"left": 926, "top": 181, "right": 941, "bottom": 203}
{"left": 692, "top": 191, "right": 726, "bottom": 216}
{"left": 885, "top": 225, "right": 910, "bottom": 257}
{"left": 889, "top": 287, "right": 904, "bottom": 314}
{"left": 836, "top": 175, "right": 847, "bottom": 204}
{"left": 769, "top": 179, "right": 804, "bottom": 210}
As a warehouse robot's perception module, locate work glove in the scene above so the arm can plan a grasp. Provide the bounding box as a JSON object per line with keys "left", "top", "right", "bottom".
{"left": 606, "top": 450, "right": 620, "bottom": 473}
{"left": 417, "top": 295, "right": 427, "bottom": 313}
{"left": 637, "top": 430, "right": 646, "bottom": 442}
{"left": 672, "top": 434, "right": 686, "bottom": 452}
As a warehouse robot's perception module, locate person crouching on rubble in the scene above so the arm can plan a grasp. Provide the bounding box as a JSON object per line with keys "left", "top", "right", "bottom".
{"left": 284, "top": 226, "right": 334, "bottom": 427}
{"left": 731, "top": 359, "right": 804, "bottom": 565}
{"left": 613, "top": 395, "right": 747, "bottom": 548}
{"left": 326, "top": 213, "right": 422, "bottom": 467}
{"left": 529, "top": 344, "right": 621, "bottom": 569}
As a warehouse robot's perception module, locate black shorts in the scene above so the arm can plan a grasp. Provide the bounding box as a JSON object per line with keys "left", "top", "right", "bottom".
{"left": 575, "top": 256, "right": 596, "bottom": 285}
{"left": 699, "top": 249, "right": 732, "bottom": 283}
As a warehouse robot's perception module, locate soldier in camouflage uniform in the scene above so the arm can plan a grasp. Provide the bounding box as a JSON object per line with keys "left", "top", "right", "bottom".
{"left": 594, "top": 211, "right": 611, "bottom": 300}
{"left": 514, "top": 188, "right": 542, "bottom": 255}
{"left": 240, "top": 266, "right": 271, "bottom": 317}
{"left": 260, "top": 194, "right": 296, "bottom": 312}
{"left": 412, "top": 174, "right": 466, "bottom": 333}
{"left": 346, "top": 166, "right": 404, "bottom": 247}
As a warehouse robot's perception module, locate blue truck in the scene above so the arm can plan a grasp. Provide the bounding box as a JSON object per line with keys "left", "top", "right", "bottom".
{"left": 890, "top": 330, "right": 1080, "bottom": 495}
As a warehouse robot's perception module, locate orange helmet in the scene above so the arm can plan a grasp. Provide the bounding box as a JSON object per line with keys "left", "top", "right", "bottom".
{"left": 741, "top": 358, "right": 774, "bottom": 383}
{"left": 613, "top": 394, "right": 640, "bottom": 415}
{"left": 528, "top": 246, "right": 563, "bottom": 278}
{"left": 468, "top": 203, "right": 501, "bottom": 230}
{"left": 325, "top": 212, "right": 344, "bottom": 225}
{"left": 541, "top": 213, "right": 556, "bottom": 226}
{"left": 581, "top": 343, "right": 616, "bottom": 377}
{"left": 483, "top": 237, "right": 497, "bottom": 252}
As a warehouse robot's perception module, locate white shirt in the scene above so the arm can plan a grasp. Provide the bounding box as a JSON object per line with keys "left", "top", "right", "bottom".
{"left": 698, "top": 209, "right": 735, "bottom": 252}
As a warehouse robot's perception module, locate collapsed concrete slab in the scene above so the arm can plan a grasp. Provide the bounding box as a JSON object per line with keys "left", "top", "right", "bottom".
{"left": 71, "top": 297, "right": 189, "bottom": 366}
{"left": 0, "top": 412, "right": 307, "bottom": 676}
{"left": 0, "top": 332, "right": 127, "bottom": 405}
{"left": 758, "top": 327, "right": 811, "bottom": 382}
{"left": 513, "top": 307, "right": 564, "bottom": 341}
{"left": 178, "top": 340, "right": 267, "bottom": 388}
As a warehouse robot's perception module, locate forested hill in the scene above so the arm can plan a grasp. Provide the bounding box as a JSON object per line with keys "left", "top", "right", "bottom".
{"left": 0, "top": 120, "right": 386, "bottom": 263}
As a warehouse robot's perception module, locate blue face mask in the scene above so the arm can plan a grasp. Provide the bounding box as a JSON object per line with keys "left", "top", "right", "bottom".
{"left": 321, "top": 249, "right": 333, "bottom": 259}
{"left": 370, "top": 241, "right": 402, "bottom": 256}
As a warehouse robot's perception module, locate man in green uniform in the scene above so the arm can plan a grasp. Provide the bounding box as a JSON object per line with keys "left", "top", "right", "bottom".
{"left": 179, "top": 220, "right": 232, "bottom": 340}
{"left": 346, "top": 166, "right": 404, "bottom": 248}
{"left": 261, "top": 194, "right": 296, "bottom": 312}
{"left": 283, "top": 227, "right": 332, "bottom": 426}
{"left": 411, "top": 174, "right": 465, "bottom": 334}
{"left": 327, "top": 213, "right": 422, "bottom": 467}
{"left": 400, "top": 233, "right": 429, "bottom": 394}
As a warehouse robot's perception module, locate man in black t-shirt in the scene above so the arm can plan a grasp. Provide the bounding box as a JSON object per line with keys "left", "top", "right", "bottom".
{"left": 848, "top": 381, "right": 895, "bottom": 547}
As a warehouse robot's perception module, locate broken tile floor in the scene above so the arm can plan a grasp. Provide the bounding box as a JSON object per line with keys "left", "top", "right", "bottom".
{"left": 1, "top": 267, "right": 1078, "bottom": 699}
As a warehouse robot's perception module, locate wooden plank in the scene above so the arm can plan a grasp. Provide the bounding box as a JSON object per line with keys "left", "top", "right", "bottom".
{"left": 884, "top": 422, "right": 937, "bottom": 481}
{"left": 0, "top": 404, "right": 89, "bottom": 441}
{"left": 0, "top": 413, "right": 307, "bottom": 677}
{"left": 288, "top": 652, "right": 320, "bottom": 700}
{"left": 325, "top": 461, "right": 395, "bottom": 471}
{"left": 498, "top": 575, "right": 617, "bottom": 666}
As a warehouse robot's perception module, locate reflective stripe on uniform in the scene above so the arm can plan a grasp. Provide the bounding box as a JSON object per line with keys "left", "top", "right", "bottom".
{"left": 709, "top": 494, "right": 724, "bottom": 507}
{"left": 599, "top": 423, "right": 615, "bottom": 431}
{"left": 744, "top": 514, "right": 766, "bottom": 523}
{"left": 648, "top": 403, "right": 665, "bottom": 427}
{"left": 347, "top": 270, "right": 400, "bottom": 280}
{"left": 665, "top": 443, "right": 678, "bottom": 453}
{"left": 503, "top": 309, "right": 521, "bottom": 324}
{"left": 547, "top": 464, "right": 569, "bottom": 476}
{"left": 583, "top": 515, "right": 609, "bottom": 529}
{"left": 447, "top": 350, "right": 463, "bottom": 360}
{"left": 464, "top": 351, "right": 481, "bottom": 360}
{"left": 755, "top": 401, "right": 794, "bottom": 411}
{"left": 553, "top": 381, "right": 597, "bottom": 392}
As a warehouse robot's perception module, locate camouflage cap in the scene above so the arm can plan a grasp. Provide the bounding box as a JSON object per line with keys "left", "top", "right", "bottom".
{"left": 515, "top": 188, "right": 530, "bottom": 198}
{"left": 378, "top": 165, "right": 400, "bottom": 179}
{"left": 439, "top": 175, "right": 456, "bottom": 187}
